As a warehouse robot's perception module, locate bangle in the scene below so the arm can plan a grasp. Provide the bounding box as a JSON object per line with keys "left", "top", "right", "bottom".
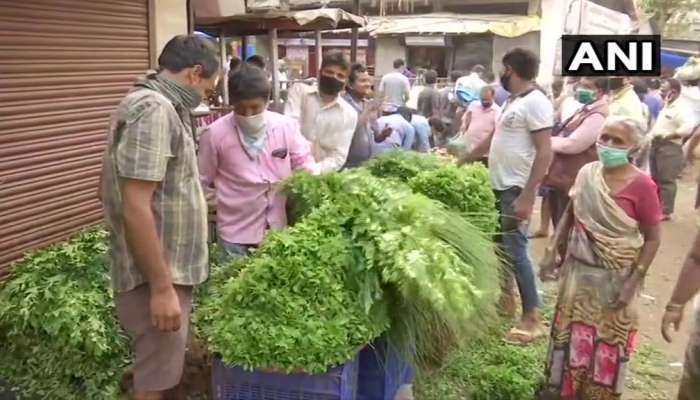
{"left": 665, "top": 303, "right": 685, "bottom": 312}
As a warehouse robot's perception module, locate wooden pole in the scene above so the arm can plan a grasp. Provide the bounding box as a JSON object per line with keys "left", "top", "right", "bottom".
{"left": 270, "top": 28, "right": 281, "bottom": 109}
{"left": 351, "top": 29, "right": 359, "bottom": 62}
{"left": 315, "top": 30, "right": 322, "bottom": 77}
{"left": 219, "top": 33, "right": 229, "bottom": 105}
{"left": 350, "top": 0, "right": 360, "bottom": 62}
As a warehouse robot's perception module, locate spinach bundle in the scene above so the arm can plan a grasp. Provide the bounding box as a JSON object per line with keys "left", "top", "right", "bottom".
{"left": 198, "top": 204, "right": 390, "bottom": 373}
{"left": 0, "top": 230, "right": 130, "bottom": 400}
{"left": 367, "top": 152, "right": 498, "bottom": 233}
{"left": 198, "top": 164, "right": 500, "bottom": 373}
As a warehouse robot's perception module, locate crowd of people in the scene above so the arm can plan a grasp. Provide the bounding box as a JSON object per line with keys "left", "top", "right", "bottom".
{"left": 99, "top": 33, "right": 700, "bottom": 400}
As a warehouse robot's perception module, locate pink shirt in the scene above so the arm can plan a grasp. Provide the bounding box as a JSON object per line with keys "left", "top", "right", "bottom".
{"left": 463, "top": 102, "right": 501, "bottom": 149}
{"left": 198, "top": 111, "right": 317, "bottom": 245}
{"left": 551, "top": 100, "right": 607, "bottom": 155}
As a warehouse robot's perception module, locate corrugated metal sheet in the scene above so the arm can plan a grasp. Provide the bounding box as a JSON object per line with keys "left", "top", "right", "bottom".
{"left": 366, "top": 13, "right": 540, "bottom": 37}
{"left": 0, "top": 0, "right": 150, "bottom": 278}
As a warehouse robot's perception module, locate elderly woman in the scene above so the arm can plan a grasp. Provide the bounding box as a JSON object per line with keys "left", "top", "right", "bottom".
{"left": 538, "top": 116, "right": 662, "bottom": 400}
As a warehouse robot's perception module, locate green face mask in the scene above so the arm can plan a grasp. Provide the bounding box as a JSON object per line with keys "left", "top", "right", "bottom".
{"left": 596, "top": 144, "right": 629, "bottom": 168}
{"left": 574, "top": 88, "right": 597, "bottom": 105}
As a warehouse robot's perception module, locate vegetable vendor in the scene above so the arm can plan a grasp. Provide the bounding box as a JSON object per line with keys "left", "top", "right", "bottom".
{"left": 198, "top": 64, "right": 318, "bottom": 259}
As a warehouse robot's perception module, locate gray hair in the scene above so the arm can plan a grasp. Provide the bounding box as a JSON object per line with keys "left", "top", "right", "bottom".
{"left": 601, "top": 116, "right": 645, "bottom": 145}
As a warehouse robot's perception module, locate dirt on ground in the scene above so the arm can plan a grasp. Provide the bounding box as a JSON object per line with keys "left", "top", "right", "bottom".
{"left": 531, "top": 170, "right": 700, "bottom": 400}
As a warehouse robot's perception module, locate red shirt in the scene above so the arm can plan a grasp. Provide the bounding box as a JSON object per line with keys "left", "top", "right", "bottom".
{"left": 612, "top": 173, "right": 662, "bottom": 226}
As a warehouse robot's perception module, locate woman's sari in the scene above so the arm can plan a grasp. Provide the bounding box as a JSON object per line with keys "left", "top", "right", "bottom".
{"left": 541, "top": 162, "right": 644, "bottom": 400}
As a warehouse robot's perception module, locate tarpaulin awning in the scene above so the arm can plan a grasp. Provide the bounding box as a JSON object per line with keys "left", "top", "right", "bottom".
{"left": 661, "top": 51, "right": 689, "bottom": 69}
{"left": 366, "top": 13, "right": 540, "bottom": 38}
{"left": 196, "top": 8, "right": 366, "bottom": 36}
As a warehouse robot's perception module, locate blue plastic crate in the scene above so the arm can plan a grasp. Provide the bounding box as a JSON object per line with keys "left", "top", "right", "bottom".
{"left": 357, "top": 340, "right": 415, "bottom": 400}
{"left": 212, "top": 355, "right": 359, "bottom": 400}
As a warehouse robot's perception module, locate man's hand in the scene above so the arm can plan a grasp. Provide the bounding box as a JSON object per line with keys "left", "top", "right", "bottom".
{"left": 661, "top": 308, "right": 684, "bottom": 343}
{"left": 374, "top": 126, "right": 393, "bottom": 143}
{"left": 513, "top": 192, "right": 536, "bottom": 221}
{"left": 150, "top": 285, "right": 182, "bottom": 332}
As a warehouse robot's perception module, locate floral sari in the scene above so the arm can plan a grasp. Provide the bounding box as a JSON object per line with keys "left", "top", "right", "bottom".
{"left": 541, "top": 162, "right": 644, "bottom": 400}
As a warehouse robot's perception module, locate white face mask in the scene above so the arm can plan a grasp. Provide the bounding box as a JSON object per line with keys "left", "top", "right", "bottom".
{"left": 235, "top": 112, "right": 267, "bottom": 138}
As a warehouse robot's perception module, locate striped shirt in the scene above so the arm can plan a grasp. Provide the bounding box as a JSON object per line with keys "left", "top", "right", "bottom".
{"left": 101, "top": 76, "right": 208, "bottom": 292}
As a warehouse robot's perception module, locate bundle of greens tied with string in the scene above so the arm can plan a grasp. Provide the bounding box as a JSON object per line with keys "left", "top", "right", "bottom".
{"left": 194, "top": 152, "right": 502, "bottom": 374}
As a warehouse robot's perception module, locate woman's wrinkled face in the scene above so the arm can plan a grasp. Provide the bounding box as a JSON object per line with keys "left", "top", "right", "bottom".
{"left": 597, "top": 122, "right": 635, "bottom": 150}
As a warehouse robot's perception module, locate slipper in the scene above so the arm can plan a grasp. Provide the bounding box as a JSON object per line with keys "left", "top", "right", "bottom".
{"left": 502, "top": 326, "right": 546, "bottom": 346}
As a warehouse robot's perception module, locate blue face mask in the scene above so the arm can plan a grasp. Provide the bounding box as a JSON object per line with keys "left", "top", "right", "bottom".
{"left": 596, "top": 143, "right": 630, "bottom": 168}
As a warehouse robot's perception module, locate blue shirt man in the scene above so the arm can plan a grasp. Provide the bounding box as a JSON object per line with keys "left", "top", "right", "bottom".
{"left": 375, "top": 113, "right": 415, "bottom": 154}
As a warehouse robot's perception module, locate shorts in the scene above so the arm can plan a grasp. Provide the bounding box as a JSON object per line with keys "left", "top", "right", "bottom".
{"left": 115, "top": 284, "right": 193, "bottom": 392}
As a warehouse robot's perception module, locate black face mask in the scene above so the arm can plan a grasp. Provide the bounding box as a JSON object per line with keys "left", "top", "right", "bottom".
{"left": 500, "top": 73, "right": 512, "bottom": 92}
{"left": 319, "top": 74, "right": 345, "bottom": 96}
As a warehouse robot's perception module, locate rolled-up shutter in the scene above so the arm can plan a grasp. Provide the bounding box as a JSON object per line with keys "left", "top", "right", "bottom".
{"left": 0, "top": 0, "right": 150, "bottom": 278}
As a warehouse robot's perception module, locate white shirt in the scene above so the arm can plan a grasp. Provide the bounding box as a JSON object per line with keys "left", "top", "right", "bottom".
{"left": 650, "top": 99, "right": 696, "bottom": 143}
{"left": 489, "top": 89, "right": 554, "bottom": 191}
{"left": 285, "top": 83, "right": 358, "bottom": 173}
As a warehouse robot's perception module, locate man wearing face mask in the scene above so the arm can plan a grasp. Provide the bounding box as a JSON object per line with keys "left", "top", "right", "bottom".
{"left": 285, "top": 52, "right": 358, "bottom": 173}
{"left": 99, "top": 35, "right": 220, "bottom": 400}
{"left": 545, "top": 77, "right": 609, "bottom": 228}
{"left": 648, "top": 79, "right": 697, "bottom": 221}
{"left": 461, "top": 48, "right": 554, "bottom": 345}
{"left": 608, "top": 77, "right": 648, "bottom": 132}
{"left": 198, "top": 64, "right": 317, "bottom": 259}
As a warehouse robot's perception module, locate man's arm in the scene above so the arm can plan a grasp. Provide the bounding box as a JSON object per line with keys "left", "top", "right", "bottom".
{"left": 115, "top": 100, "right": 181, "bottom": 332}
{"left": 402, "top": 76, "right": 411, "bottom": 103}
{"left": 685, "top": 125, "right": 700, "bottom": 163}
{"left": 522, "top": 129, "right": 553, "bottom": 195}
{"left": 513, "top": 94, "right": 554, "bottom": 219}
{"left": 551, "top": 113, "right": 605, "bottom": 154}
{"left": 197, "top": 128, "right": 218, "bottom": 206}
{"left": 458, "top": 130, "right": 493, "bottom": 165}
{"left": 120, "top": 180, "right": 176, "bottom": 296}
{"left": 662, "top": 230, "right": 700, "bottom": 342}
{"left": 197, "top": 129, "right": 217, "bottom": 189}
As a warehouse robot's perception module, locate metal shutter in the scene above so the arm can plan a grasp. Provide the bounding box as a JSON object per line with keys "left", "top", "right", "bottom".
{"left": 0, "top": 0, "right": 150, "bottom": 278}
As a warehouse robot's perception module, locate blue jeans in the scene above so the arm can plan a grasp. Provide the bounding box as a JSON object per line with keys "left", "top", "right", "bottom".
{"left": 495, "top": 187, "right": 541, "bottom": 314}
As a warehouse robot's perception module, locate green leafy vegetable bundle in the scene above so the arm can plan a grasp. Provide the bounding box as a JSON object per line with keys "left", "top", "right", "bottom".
{"left": 0, "top": 230, "right": 130, "bottom": 400}
{"left": 366, "top": 152, "right": 498, "bottom": 233}
{"left": 197, "top": 154, "right": 501, "bottom": 373}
